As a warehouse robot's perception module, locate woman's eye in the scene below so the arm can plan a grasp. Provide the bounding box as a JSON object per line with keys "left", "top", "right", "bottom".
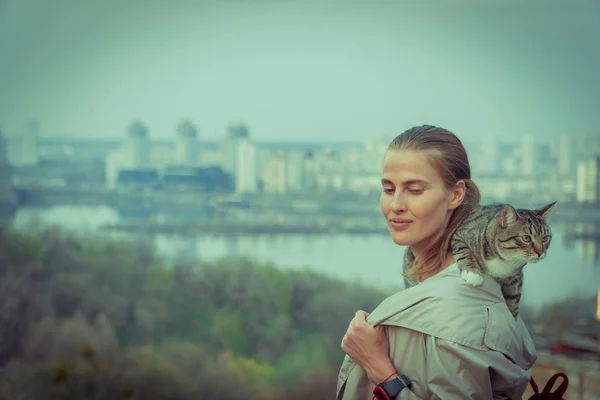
{"left": 408, "top": 188, "right": 423, "bottom": 195}
{"left": 521, "top": 235, "right": 532, "bottom": 242}
{"left": 382, "top": 187, "right": 395, "bottom": 194}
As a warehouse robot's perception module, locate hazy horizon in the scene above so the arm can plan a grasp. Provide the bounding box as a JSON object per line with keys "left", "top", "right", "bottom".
{"left": 1, "top": 0, "right": 599, "bottom": 142}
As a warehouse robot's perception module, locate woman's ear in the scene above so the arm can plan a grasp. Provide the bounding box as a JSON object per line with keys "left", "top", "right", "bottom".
{"left": 448, "top": 180, "right": 466, "bottom": 210}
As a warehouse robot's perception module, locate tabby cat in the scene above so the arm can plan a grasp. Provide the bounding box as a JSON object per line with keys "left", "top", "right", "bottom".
{"left": 402, "top": 201, "right": 557, "bottom": 317}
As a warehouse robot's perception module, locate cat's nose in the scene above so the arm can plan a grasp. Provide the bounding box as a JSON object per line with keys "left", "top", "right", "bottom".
{"left": 533, "top": 246, "right": 544, "bottom": 256}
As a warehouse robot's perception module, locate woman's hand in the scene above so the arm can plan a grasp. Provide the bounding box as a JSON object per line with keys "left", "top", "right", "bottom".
{"left": 341, "top": 310, "right": 397, "bottom": 384}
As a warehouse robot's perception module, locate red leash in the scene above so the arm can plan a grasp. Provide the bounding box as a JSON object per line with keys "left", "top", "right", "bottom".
{"left": 528, "top": 373, "right": 569, "bottom": 400}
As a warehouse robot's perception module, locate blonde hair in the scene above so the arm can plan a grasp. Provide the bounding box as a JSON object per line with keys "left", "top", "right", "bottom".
{"left": 388, "top": 125, "right": 481, "bottom": 281}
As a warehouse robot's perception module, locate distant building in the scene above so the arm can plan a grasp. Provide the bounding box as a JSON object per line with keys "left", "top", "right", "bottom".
{"left": 221, "top": 122, "right": 250, "bottom": 175}
{"left": 105, "top": 120, "right": 153, "bottom": 188}
{"left": 553, "top": 134, "right": 574, "bottom": 177}
{"left": 0, "top": 130, "right": 7, "bottom": 165}
{"left": 363, "top": 137, "right": 389, "bottom": 154}
{"left": 472, "top": 136, "right": 498, "bottom": 176}
{"left": 124, "top": 121, "right": 151, "bottom": 168}
{"left": 6, "top": 120, "right": 39, "bottom": 167}
{"left": 285, "top": 151, "right": 305, "bottom": 192}
{"left": 174, "top": 120, "right": 199, "bottom": 166}
{"left": 0, "top": 128, "right": 17, "bottom": 221}
{"left": 363, "top": 137, "right": 389, "bottom": 173}
{"left": 161, "top": 165, "right": 232, "bottom": 192}
{"left": 302, "top": 151, "right": 318, "bottom": 190}
{"left": 0, "top": 130, "right": 13, "bottom": 187}
{"left": 262, "top": 151, "right": 287, "bottom": 193}
{"left": 576, "top": 155, "right": 600, "bottom": 205}
{"left": 105, "top": 147, "right": 127, "bottom": 188}
{"left": 573, "top": 132, "right": 600, "bottom": 165}
{"left": 261, "top": 150, "right": 311, "bottom": 194}
{"left": 235, "top": 139, "right": 257, "bottom": 194}
{"left": 221, "top": 123, "right": 257, "bottom": 194}
{"left": 519, "top": 134, "right": 537, "bottom": 177}
{"left": 149, "top": 141, "right": 176, "bottom": 172}
{"left": 116, "top": 168, "right": 159, "bottom": 189}
{"left": 227, "top": 123, "right": 250, "bottom": 140}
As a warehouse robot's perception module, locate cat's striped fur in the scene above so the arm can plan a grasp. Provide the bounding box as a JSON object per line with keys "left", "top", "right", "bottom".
{"left": 402, "top": 201, "right": 557, "bottom": 318}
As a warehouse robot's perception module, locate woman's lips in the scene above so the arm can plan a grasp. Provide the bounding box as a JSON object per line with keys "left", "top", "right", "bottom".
{"left": 389, "top": 218, "right": 413, "bottom": 230}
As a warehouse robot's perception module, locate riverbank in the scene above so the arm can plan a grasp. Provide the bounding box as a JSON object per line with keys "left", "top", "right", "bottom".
{"left": 12, "top": 203, "right": 600, "bottom": 313}
{"left": 99, "top": 218, "right": 389, "bottom": 236}
{"left": 98, "top": 216, "right": 600, "bottom": 238}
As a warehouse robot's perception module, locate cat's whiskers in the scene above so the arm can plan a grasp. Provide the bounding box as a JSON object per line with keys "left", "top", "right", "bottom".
{"left": 526, "top": 253, "right": 546, "bottom": 263}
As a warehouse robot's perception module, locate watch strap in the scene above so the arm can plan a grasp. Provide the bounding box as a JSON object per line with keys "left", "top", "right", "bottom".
{"left": 373, "top": 374, "right": 412, "bottom": 400}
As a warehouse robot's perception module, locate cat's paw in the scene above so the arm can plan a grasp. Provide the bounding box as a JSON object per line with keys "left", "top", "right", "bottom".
{"left": 461, "top": 270, "right": 484, "bottom": 286}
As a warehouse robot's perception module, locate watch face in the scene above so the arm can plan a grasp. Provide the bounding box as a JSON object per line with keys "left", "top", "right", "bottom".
{"left": 372, "top": 386, "right": 391, "bottom": 400}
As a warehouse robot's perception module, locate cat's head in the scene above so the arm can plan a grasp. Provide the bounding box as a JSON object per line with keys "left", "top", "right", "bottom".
{"left": 495, "top": 201, "right": 557, "bottom": 263}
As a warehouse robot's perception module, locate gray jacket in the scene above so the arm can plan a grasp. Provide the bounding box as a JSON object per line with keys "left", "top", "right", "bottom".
{"left": 337, "top": 264, "right": 537, "bottom": 400}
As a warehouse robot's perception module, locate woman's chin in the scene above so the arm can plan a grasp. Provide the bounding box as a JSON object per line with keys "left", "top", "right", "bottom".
{"left": 389, "top": 233, "right": 414, "bottom": 247}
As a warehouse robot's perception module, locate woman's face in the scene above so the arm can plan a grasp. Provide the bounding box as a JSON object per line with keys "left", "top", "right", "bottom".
{"left": 380, "top": 149, "right": 463, "bottom": 254}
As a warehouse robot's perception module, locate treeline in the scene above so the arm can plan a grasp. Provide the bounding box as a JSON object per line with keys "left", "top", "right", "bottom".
{"left": 0, "top": 224, "right": 388, "bottom": 400}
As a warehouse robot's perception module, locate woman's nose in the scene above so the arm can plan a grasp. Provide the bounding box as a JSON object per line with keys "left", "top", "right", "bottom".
{"left": 389, "top": 193, "right": 406, "bottom": 213}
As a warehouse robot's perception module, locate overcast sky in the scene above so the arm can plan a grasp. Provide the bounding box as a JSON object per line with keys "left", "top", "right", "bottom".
{"left": 1, "top": 0, "right": 599, "bottom": 142}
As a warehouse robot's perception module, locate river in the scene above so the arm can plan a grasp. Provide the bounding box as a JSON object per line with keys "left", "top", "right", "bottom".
{"left": 12, "top": 205, "right": 600, "bottom": 311}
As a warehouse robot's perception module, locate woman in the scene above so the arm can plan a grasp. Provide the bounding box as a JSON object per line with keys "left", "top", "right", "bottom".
{"left": 337, "top": 125, "right": 537, "bottom": 400}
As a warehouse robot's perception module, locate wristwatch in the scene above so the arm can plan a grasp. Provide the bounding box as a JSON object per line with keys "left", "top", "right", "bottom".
{"left": 372, "top": 374, "right": 412, "bottom": 400}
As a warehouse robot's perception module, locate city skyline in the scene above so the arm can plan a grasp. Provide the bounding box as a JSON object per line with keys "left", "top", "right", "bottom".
{"left": 1, "top": 0, "right": 600, "bottom": 141}
{"left": 3, "top": 116, "right": 599, "bottom": 146}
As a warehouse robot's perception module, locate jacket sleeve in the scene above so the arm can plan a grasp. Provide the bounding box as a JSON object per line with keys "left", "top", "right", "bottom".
{"left": 386, "top": 328, "right": 530, "bottom": 400}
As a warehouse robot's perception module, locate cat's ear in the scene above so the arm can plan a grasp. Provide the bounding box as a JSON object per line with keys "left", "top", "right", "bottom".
{"left": 498, "top": 204, "right": 521, "bottom": 228}
{"left": 535, "top": 201, "right": 557, "bottom": 219}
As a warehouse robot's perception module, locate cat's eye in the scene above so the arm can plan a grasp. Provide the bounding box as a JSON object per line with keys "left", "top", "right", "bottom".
{"left": 521, "top": 235, "right": 532, "bottom": 242}
{"left": 542, "top": 236, "right": 550, "bottom": 243}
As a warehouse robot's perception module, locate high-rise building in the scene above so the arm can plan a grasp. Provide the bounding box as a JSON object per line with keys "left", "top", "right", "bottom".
{"left": 480, "top": 136, "right": 500, "bottom": 175}
{"left": 576, "top": 156, "right": 600, "bottom": 205}
{"left": 174, "top": 120, "right": 199, "bottom": 165}
{"left": 261, "top": 150, "right": 311, "bottom": 194}
{"left": 285, "top": 151, "right": 305, "bottom": 192}
{"left": 125, "top": 120, "right": 151, "bottom": 168}
{"left": 105, "top": 148, "right": 125, "bottom": 189}
{"left": 0, "top": 128, "right": 16, "bottom": 221}
{"left": 0, "top": 130, "right": 7, "bottom": 164}
{"left": 0, "top": 129, "right": 13, "bottom": 187}
{"left": 235, "top": 139, "right": 257, "bottom": 194}
{"left": 520, "top": 134, "right": 537, "bottom": 177}
{"left": 105, "top": 121, "right": 154, "bottom": 188}
{"left": 552, "top": 134, "right": 574, "bottom": 177}
{"left": 262, "top": 151, "right": 287, "bottom": 193}
{"left": 221, "top": 123, "right": 250, "bottom": 175}
{"left": 6, "top": 120, "right": 39, "bottom": 167}
{"left": 221, "top": 123, "right": 257, "bottom": 194}
{"left": 227, "top": 123, "right": 250, "bottom": 140}
{"left": 302, "top": 151, "right": 318, "bottom": 190}
{"left": 363, "top": 137, "right": 389, "bottom": 174}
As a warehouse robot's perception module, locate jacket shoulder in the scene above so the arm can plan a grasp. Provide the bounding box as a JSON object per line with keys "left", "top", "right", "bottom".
{"left": 370, "top": 271, "right": 537, "bottom": 368}
{"left": 370, "top": 272, "right": 526, "bottom": 354}
{"left": 382, "top": 294, "right": 491, "bottom": 350}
